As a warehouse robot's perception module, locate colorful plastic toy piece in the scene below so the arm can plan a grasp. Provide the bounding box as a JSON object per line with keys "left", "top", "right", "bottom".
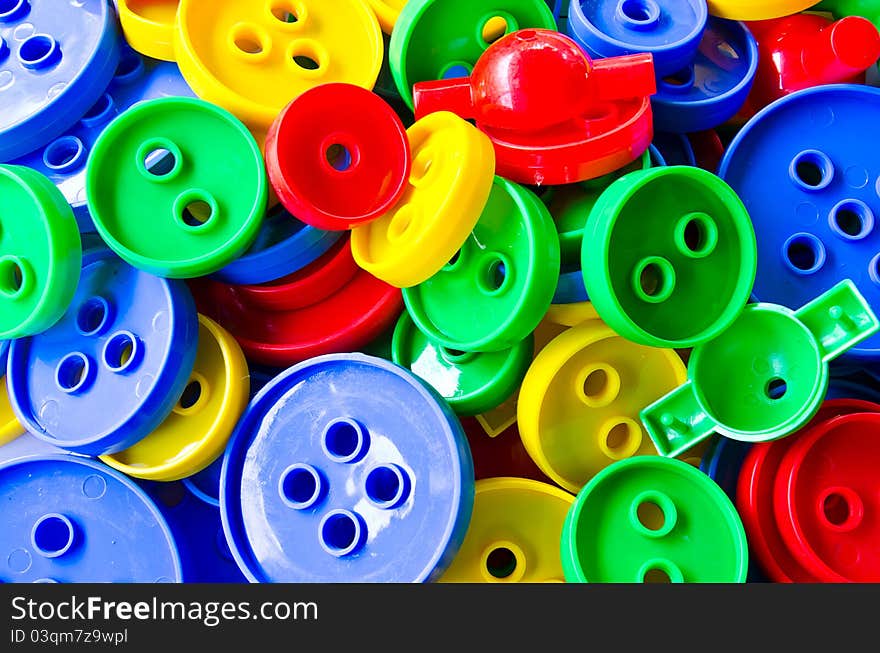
{"left": 191, "top": 239, "right": 403, "bottom": 367}
{"left": 0, "top": 165, "right": 81, "bottom": 339}
{"left": 366, "top": 0, "right": 407, "bottom": 34}
{"left": 0, "top": 455, "right": 181, "bottom": 582}
{"left": 566, "top": 0, "right": 708, "bottom": 77}
{"left": 220, "top": 353, "right": 474, "bottom": 582}
{"left": 817, "top": 0, "right": 880, "bottom": 29}
{"left": 117, "top": 0, "right": 179, "bottom": 62}
{"left": 519, "top": 319, "right": 686, "bottom": 493}
{"left": 266, "top": 83, "right": 411, "bottom": 231}
{"left": 403, "top": 176, "right": 560, "bottom": 352}
{"left": 719, "top": 85, "right": 880, "bottom": 362}
{"left": 641, "top": 281, "right": 880, "bottom": 458}
{"left": 7, "top": 247, "right": 199, "bottom": 456}
{"left": 101, "top": 315, "right": 249, "bottom": 481}
{"left": 742, "top": 14, "right": 880, "bottom": 117}
{"left": 561, "top": 456, "right": 748, "bottom": 582}
{"left": 389, "top": 0, "right": 557, "bottom": 109}
{"left": 414, "top": 29, "right": 657, "bottom": 186}
{"left": 10, "top": 47, "right": 196, "bottom": 234}
{"left": 392, "top": 312, "right": 533, "bottom": 416}
{"left": 351, "top": 111, "right": 495, "bottom": 288}
{"left": 704, "top": 0, "right": 820, "bottom": 21}
{"left": 553, "top": 268, "right": 589, "bottom": 304}
{"left": 651, "top": 17, "right": 758, "bottom": 133}
{"left": 0, "top": 0, "right": 122, "bottom": 162}
{"left": 461, "top": 418, "right": 554, "bottom": 483}
{"left": 174, "top": 0, "right": 383, "bottom": 131}
{"left": 86, "top": 97, "right": 267, "bottom": 278}
{"left": 0, "top": 373, "right": 24, "bottom": 446}
{"left": 440, "top": 477, "right": 574, "bottom": 582}
{"left": 582, "top": 165, "right": 757, "bottom": 349}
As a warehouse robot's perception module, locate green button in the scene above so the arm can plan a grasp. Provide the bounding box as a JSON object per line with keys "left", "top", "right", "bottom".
{"left": 561, "top": 456, "right": 748, "bottom": 583}
{"left": 0, "top": 165, "right": 81, "bottom": 339}
{"left": 392, "top": 311, "right": 533, "bottom": 416}
{"left": 389, "top": 0, "right": 556, "bottom": 109}
{"left": 582, "top": 166, "right": 757, "bottom": 348}
{"left": 403, "top": 176, "right": 560, "bottom": 352}
{"left": 86, "top": 97, "right": 267, "bottom": 279}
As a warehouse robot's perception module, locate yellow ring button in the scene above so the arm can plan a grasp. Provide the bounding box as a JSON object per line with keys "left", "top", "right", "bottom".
{"left": 707, "top": 0, "right": 819, "bottom": 20}
{"left": 118, "top": 0, "right": 180, "bottom": 62}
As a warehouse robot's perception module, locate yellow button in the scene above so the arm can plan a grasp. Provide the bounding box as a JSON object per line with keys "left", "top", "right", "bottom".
{"left": 351, "top": 111, "right": 495, "bottom": 288}
{"left": 441, "top": 477, "right": 575, "bottom": 583}
{"left": 707, "top": 0, "right": 819, "bottom": 19}
{"left": 101, "top": 314, "right": 249, "bottom": 481}
{"left": 118, "top": 0, "right": 180, "bottom": 62}
{"left": 546, "top": 301, "right": 599, "bottom": 327}
{"left": 518, "top": 320, "right": 687, "bottom": 493}
{"left": 0, "top": 376, "right": 25, "bottom": 447}
{"left": 366, "top": 0, "right": 406, "bottom": 34}
{"left": 175, "top": 0, "right": 383, "bottom": 130}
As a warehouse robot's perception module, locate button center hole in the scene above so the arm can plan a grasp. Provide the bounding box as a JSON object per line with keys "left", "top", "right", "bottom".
{"left": 486, "top": 546, "right": 517, "bottom": 579}
{"left": 765, "top": 377, "right": 787, "bottom": 400}
{"left": 325, "top": 143, "right": 353, "bottom": 172}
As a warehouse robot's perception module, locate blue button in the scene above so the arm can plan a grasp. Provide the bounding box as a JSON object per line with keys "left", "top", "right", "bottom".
{"left": 651, "top": 18, "right": 758, "bottom": 133}
{"left": 0, "top": 0, "right": 121, "bottom": 162}
{"left": 8, "top": 47, "right": 195, "bottom": 233}
{"left": 719, "top": 85, "right": 880, "bottom": 362}
{"left": 212, "top": 202, "right": 343, "bottom": 286}
{"left": 221, "top": 353, "right": 474, "bottom": 582}
{"left": 567, "top": 0, "right": 708, "bottom": 77}
{"left": 0, "top": 454, "right": 181, "bottom": 582}
{"left": 183, "top": 454, "right": 224, "bottom": 507}
{"left": 553, "top": 268, "right": 589, "bottom": 304}
{"left": 699, "top": 435, "right": 751, "bottom": 501}
{"left": 0, "top": 339, "right": 8, "bottom": 371}
{"left": 653, "top": 132, "right": 696, "bottom": 167}
{"left": 7, "top": 247, "right": 199, "bottom": 455}
{"left": 0, "top": 433, "right": 65, "bottom": 466}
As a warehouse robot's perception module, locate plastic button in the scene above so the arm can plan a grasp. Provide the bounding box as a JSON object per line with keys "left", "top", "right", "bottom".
{"left": 220, "top": 353, "right": 474, "bottom": 582}
{"left": 561, "top": 456, "right": 748, "bottom": 582}
{"left": 174, "top": 0, "right": 383, "bottom": 131}
{"left": 118, "top": 0, "right": 179, "bottom": 62}
{"left": 101, "top": 314, "right": 249, "bottom": 482}
{"left": 403, "top": 176, "right": 560, "bottom": 352}
{"left": 0, "top": 455, "right": 181, "bottom": 582}
{"left": 266, "top": 83, "right": 411, "bottom": 230}
{"left": 0, "top": 165, "right": 81, "bottom": 339}
{"left": 365, "top": 0, "right": 407, "bottom": 34}
{"left": 518, "top": 319, "right": 686, "bottom": 493}
{"left": 0, "top": 0, "right": 121, "bottom": 162}
{"left": 705, "top": 0, "right": 820, "bottom": 20}
{"left": 7, "top": 247, "right": 199, "bottom": 456}
{"left": 440, "top": 477, "right": 574, "bottom": 582}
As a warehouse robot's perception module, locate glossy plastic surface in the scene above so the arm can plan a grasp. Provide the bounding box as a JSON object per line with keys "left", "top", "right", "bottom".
{"left": 519, "top": 320, "right": 686, "bottom": 492}
{"left": 0, "top": 455, "right": 181, "bottom": 582}
{"left": 705, "top": 0, "right": 820, "bottom": 20}
{"left": 118, "top": 0, "right": 179, "bottom": 61}
{"left": 403, "top": 177, "right": 560, "bottom": 352}
{"left": 0, "top": 0, "right": 121, "bottom": 162}
{"left": 817, "top": 0, "right": 880, "bottom": 29}
{"left": 440, "top": 477, "right": 574, "bottom": 582}
{"left": 582, "top": 166, "right": 757, "bottom": 348}
{"left": 220, "top": 353, "right": 474, "bottom": 582}
{"left": 0, "top": 165, "right": 81, "bottom": 339}
{"left": 101, "top": 315, "right": 249, "bottom": 481}
{"left": 8, "top": 247, "right": 199, "bottom": 455}
{"left": 719, "top": 85, "right": 880, "bottom": 362}
{"left": 366, "top": 0, "right": 407, "bottom": 34}
{"left": 86, "top": 97, "right": 267, "bottom": 278}
{"left": 266, "top": 83, "right": 411, "bottom": 230}
{"left": 561, "top": 456, "right": 748, "bottom": 583}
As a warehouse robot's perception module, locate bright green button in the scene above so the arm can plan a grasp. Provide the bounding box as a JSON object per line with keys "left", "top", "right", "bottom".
{"left": 582, "top": 166, "right": 757, "bottom": 348}
{"left": 86, "top": 97, "right": 267, "bottom": 279}
{"left": 561, "top": 456, "right": 748, "bottom": 583}
{"left": 389, "top": 0, "right": 556, "bottom": 109}
{"left": 0, "top": 165, "right": 81, "bottom": 339}
{"left": 391, "top": 311, "right": 533, "bottom": 416}
{"left": 403, "top": 176, "right": 560, "bottom": 352}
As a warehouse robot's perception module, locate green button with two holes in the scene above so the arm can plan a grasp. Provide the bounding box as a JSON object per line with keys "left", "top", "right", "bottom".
{"left": 581, "top": 166, "right": 757, "bottom": 348}
{"left": 85, "top": 97, "right": 267, "bottom": 279}
{"left": 402, "top": 176, "right": 560, "bottom": 352}
{"left": 0, "top": 165, "right": 81, "bottom": 339}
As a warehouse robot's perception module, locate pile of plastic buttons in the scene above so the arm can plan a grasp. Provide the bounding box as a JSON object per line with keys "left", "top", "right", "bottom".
{"left": 2, "top": 0, "right": 880, "bottom": 583}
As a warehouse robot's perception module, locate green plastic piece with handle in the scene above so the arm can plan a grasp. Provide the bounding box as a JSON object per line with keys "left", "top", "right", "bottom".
{"left": 641, "top": 279, "right": 880, "bottom": 458}
{"left": 0, "top": 165, "right": 81, "bottom": 340}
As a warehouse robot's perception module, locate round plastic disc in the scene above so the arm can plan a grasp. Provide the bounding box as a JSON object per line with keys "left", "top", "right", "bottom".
{"left": 118, "top": 0, "right": 179, "bottom": 62}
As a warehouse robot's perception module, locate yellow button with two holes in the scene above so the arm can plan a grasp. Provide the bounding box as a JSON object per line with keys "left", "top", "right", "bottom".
{"left": 706, "top": 0, "right": 820, "bottom": 20}
{"left": 518, "top": 319, "right": 687, "bottom": 493}
{"left": 100, "top": 314, "right": 249, "bottom": 481}
{"left": 174, "top": 0, "right": 383, "bottom": 131}
{"left": 351, "top": 111, "right": 496, "bottom": 288}
{"left": 118, "top": 0, "right": 180, "bottom": 62}
{"left": 366, "top": 0, "right": 407, "bottom": 34}
{"left": 441, "top": 477, "right": 575, "bottom": 583}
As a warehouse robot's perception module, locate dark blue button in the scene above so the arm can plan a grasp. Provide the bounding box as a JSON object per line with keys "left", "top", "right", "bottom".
{"left": 0, "top": 339, "right": 8, "bottom": 372}
{"left": 221, "top": 353, "right": 474, "bottom": 582}
{"left": 553, "top": 267, "right": 589, "bottom": 304}
{"left": 183, "top": 454, "right": 224, "bottom": 507}
{"left": 719, "top": 85, "right": 880, "bottom": 362}
{"left": 651, "top": 18, "right": 758, "bottom": 133}
{"left": 0, "top": 454, "right": 181, "bottom": 582}
{"left": 0, "top": 0, "right": 121, "bottom": 162}
{"left": 7, "top": 247, "right": 199, "bottom": 455}
{"left": 652, "top": 131, "right": 696, "bottom": 167}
